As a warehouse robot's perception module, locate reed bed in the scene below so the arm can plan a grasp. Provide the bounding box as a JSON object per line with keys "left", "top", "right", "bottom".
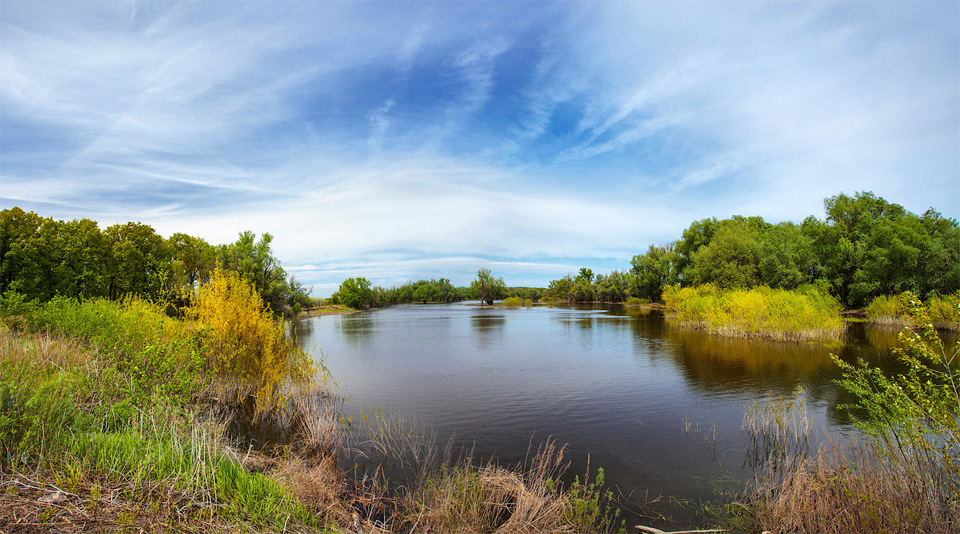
{"left": 866, "top": 291, "right": 960, "bottom": 331}
{"left": 751, "top": 436, "right": 959, "bottom": 533}
{"left": 662, "top": 284, "right": 845, "bottom": 342}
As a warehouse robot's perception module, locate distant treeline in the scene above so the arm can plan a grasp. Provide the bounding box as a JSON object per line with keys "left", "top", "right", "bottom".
{"left": 545, "top": 192, "right": 959, "bottom": 308}
{"left": 328, "top": 274, "right": 545, "bottom": 310}
{"left": 0, "top": 207, "right": 311, "bottom": 316}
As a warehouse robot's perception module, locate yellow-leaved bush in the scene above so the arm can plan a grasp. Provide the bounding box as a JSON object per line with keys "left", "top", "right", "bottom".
{"left": 187, "top": 265, "right": 316, "bottom": 417}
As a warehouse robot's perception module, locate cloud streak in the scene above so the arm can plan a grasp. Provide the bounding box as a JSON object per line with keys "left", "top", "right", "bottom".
{"left": 2, "top": 1, "right": 957, "bottom": 294}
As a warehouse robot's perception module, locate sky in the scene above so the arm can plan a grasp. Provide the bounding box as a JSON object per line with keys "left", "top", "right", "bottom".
{"left": 1, "top": 1, "right": 958, "bottom": 296}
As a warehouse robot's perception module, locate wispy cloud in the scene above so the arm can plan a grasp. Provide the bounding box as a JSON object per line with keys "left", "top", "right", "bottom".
{"left": 2, "top": 0, "right": 956, "bottom": 294}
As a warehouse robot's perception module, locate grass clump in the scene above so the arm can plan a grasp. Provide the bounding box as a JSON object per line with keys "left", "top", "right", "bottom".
{"left": 624, "top": 297, "right": 650, "bottom": 307}
{"left": 662, "top": 284, "right": 845, "bottom": 341}
{"left": 501, "top": 297, "right": 524, "bottom": 308}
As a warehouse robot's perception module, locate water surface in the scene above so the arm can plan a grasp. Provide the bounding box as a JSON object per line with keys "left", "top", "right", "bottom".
{"left": 293, "top": 302, "right": 926, "bottom": 527}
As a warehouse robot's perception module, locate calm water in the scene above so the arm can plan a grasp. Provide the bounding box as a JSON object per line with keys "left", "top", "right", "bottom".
{"left": 292, "top": 302, "right": 931, "bottom": 527}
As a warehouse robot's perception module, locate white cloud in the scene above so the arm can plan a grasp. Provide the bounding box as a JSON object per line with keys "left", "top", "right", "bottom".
{"left": 2, "top": 0, "right": 956, "bottom": 293}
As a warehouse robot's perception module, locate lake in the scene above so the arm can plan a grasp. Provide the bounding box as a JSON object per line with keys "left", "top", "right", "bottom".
{"left": 292, "top": 302, "right": 927, "bottom": 528}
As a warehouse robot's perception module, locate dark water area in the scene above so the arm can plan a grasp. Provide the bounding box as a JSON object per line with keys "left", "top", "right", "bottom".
{"left": 292, "top": 303, "right": 952, "bottom": 528}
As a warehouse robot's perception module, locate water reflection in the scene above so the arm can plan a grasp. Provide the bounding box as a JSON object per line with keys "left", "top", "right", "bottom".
{"left": 288, "top": 316, "right": 314, "bottom": 347}
{"left": 660, "top": 326, "right": 836, "bottom": 394}
{"left": 471, "top": 312, "right": 505, "bottom": 348}
{"left": 338, "top": 313, "right": 377, "bottom": 347}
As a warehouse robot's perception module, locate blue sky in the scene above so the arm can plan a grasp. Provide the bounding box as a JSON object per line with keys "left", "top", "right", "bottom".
{"left": 2, "top": 1, "right": 958, "bottom": 296}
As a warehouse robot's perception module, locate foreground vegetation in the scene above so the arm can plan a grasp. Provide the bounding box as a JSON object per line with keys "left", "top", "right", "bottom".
{"left": 741, "top": 297, "right": 960, "bottom": 533}
{"left": 0, "top": 271, "right": 620, "bottom": 533}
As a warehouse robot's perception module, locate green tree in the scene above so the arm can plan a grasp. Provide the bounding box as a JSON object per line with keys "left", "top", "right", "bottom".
{"left": 675, "top": 217, "right": 718, "bottom": 284}
{"left": 687, "top": 216, "right": 768, "bottom": 289}
{"left": 332, "top": 277, "right": 374, "bottom": 310}
{"left": 758, "top": 222, "right": 815, "bottom": 290}
{"left": 547, "top": 275, "right": 574, "bottom": 301}
{"left": 104, "top": 222, "right": 171, "bottom": 300}
{"left": 217, "top": 231, "right": 308, "bottom": 316}
{"left": 471, "top": 268, "right": 506, "bottom": 305}
{"left": 630, "top": 244, "right": 680, "bottom": 300}
{"left": 167, "top": 232, "right": 215, "bottom": 292}
{"left": 809, "top": 192, "right": 956, "bottom": 307}
{"left": 596, "top": 270, "right": 631, "bottom": 302}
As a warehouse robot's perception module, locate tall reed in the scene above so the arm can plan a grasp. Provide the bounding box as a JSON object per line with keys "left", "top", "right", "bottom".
{"left": 662, "top": 284, "right": 845, "bottom": 341}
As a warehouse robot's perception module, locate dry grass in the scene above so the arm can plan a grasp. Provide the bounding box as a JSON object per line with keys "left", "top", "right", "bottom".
{"left": 0, "top": 472, "right": 229, "bottom": 534}
{"left": 402, "top": 440, "right": 577, "bottom": 534}
{"left": 752, "top": 436, "right": 959, "bottom": 534}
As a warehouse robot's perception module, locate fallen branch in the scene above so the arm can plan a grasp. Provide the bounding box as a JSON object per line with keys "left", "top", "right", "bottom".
{"left": 635, "top": 526, "right": 726, "bottom": 534}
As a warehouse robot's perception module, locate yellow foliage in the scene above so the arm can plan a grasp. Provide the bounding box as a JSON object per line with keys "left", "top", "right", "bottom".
{"left": 662, "top": 284, "right": 845, "bottom": 341}
{"left": 186, "top": 266, "right": 315, "bottom": 417}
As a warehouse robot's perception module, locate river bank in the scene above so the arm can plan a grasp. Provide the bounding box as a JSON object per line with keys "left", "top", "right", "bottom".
{"left": 0, "top": 281, "right": 625, "bottom": 533}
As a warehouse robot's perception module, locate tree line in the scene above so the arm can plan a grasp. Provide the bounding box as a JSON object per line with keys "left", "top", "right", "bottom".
{"left": 329, "top": 268, "right": 546, "bottom": 309}
{"left": 0, "top": 207, "right": 311, "bottom": 316}
{"left": 545, "top": 192, "right": 959, "bottom": 308}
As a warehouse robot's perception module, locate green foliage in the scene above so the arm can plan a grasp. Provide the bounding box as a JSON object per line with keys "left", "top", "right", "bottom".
{"left": 0, "top": 208, "right": 311, "bottom": 317}
{"left": 501, "top": 297, "right": 523, "bottom": 307}
{"left": 624, "top": 297, "right": 649, "bottom": 306}
{"left": 833, "top": 294, "right": 960, "bottom": 506}
{"left": 594, "top": 270, "right": 631, "bottom": 302}
{"left": 758, "top": 222, "right": 815, "bottom": 290}
{"left": 4, "top": 295, "right": 208, "bottom": 406}
{"left": 547, "top": 275, "right": 574, "bottom": 301}
{"left": 0, "top": 293, "right": 318, "bottom": 529}
{"left": 562, "top": 467, "right": 623, "bottom": 533}
{"left": 631, "top": 244, "right": 679, "bottom": 300}
{"left": 866, "top": 291, "right": 960, "bottom": 330}
{"left": 545, "top": 191, "right": 957, "bottom": 311}
{"left": 662, "top": 284, "right": 845, "bottom": 341}
{"left": 471, "top": 268, "right": 507, "bottom": 305}
{"left": 687, "top": 216, "right": 769, "bottom": 289}
{"left": 331, "top": 276, "right": 375, "bottom": 310}
{"left": 928, "top": 291, "right": 960, "bottom": 329}
{"left": 216, "top": 231, "right": 311, "bottom": 317}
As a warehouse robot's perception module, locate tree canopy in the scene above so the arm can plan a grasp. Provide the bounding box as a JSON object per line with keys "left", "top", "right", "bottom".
{"left": 545, "top": 192, "right": 958, "bottom": 307}
{"left": 0, "top": 207, "right": 310, "bottom": 317}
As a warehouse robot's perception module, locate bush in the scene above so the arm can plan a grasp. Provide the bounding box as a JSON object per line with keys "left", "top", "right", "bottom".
{"left": 186, "top": 266, "right": 317, "bottom": 418}
{"left": 624, "top": 297, "right": 649, "bottom": 307}
{"left": 501, "top": 297, "right": 523, "bottom": 307}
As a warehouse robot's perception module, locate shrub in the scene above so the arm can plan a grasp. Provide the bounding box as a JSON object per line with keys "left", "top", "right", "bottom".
{"left": 624, "top": 297, "right": 650, "bottom": 307}
{"left": 186, "top": 266, "right": 318, "bottom": 418}
{"left": 501, "top": 297, "right": 523, "bottom": 307}
{"left": 865, "top": 292, "right": 913, "bottom": 327}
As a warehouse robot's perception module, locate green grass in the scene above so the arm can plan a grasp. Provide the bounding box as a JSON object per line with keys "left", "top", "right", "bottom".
{"left": 662, "top": 284, "right": 845, "bottom": 341}
{"left": 0, "top": 295, "right": 319, "bottom": 531}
